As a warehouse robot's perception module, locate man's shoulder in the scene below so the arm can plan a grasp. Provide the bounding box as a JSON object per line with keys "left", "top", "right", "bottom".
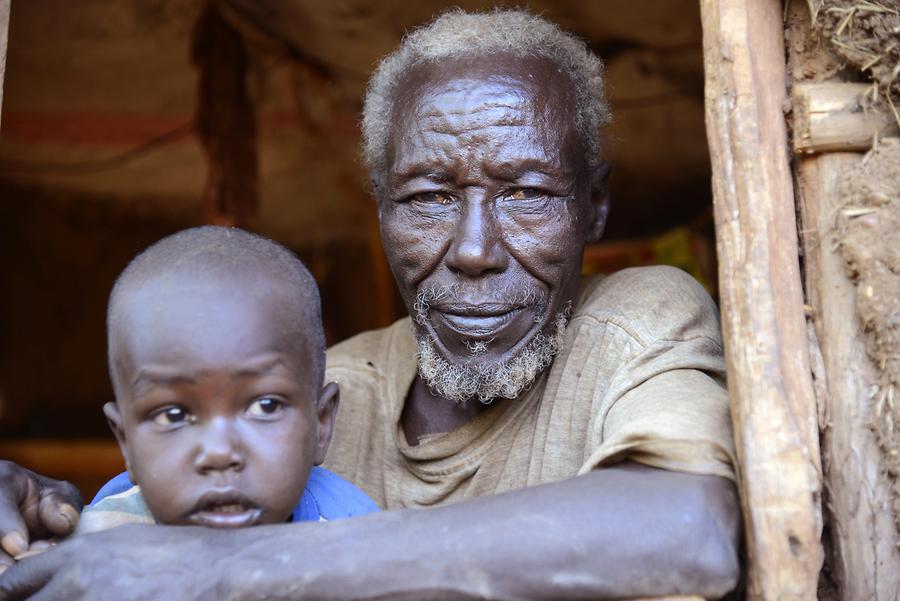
{"left": 326, "top": 316, "right": 414, "bottom": 375}
{"left": 575, "top": 266, "right": 722, "bottom": 347}
{"left": 325, "top": 317, "right": 417, "bottom": 424}
{"left": 327, "top": 317, "right": 411, "bottom": 370}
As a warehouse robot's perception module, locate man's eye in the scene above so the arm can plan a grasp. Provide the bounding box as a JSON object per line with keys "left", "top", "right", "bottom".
{"left": 246, "top": 397, "right": 284, "bottom": 417}
{"left": 506, "top": 188, "right": 542, "bottom": 201}
{"left": 412, "top": 192, "right": 454, "bottom": 205}
{"left": 152, "top": 406, "right": 192, "bottom": 426}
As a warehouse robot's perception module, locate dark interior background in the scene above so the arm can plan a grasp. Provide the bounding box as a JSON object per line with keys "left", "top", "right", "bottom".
{"left": 0, "top": 0, "right": 717, "bottom": 498}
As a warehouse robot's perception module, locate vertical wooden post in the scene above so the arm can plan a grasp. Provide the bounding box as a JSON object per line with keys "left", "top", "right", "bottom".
{"left": 191, "top": 2, "right": 259, "bottom": 227}
{"left": 797, "top": 154, "right": 900, "bottom": 601}
{"left": 0, "top": 0, "right": 10, "bottom": 129}
{"left": 784, "top": 1, "right": 900, "bottom": 596}
{"left": 700, "top": 1, "right": 824, "bottom": 600}
{"left": 0, "top": 0, "right": 7, "bottom": 423}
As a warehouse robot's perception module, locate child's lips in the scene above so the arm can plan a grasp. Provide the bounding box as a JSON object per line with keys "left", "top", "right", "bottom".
{"left": 187, "top": 489, "right": 263, "bottom": 528}
{"left": 188, "top": 508, "right": 263, "bottom": 528}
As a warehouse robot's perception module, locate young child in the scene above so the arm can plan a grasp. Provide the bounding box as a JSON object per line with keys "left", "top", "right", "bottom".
{"left": 78, "top": 226, "right": 377, "bottom": 533}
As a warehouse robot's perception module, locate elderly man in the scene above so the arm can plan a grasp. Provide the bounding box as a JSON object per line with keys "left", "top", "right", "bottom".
{"left": 0, "top": 10, "right": 740, "bottom": 600}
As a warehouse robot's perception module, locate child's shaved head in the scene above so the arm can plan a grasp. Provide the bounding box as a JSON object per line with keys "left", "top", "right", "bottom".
{"left": 107, "top": 226, "right": 325, "bottom": 399}
{"left": 101, "top": 226, "right": 338, "bottom": 528}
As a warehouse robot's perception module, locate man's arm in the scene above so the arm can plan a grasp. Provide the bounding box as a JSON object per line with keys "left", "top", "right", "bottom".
{"left": 0, "top": 463, "right": 740, "bottom": 601}
{"left": 0, "top": 462, "right": 82, "bottom": 574}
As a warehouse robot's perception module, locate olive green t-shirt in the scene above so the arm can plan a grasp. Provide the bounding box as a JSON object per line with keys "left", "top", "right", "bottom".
{"left": 323, "top": 266, "right": 735, "bottom": 510}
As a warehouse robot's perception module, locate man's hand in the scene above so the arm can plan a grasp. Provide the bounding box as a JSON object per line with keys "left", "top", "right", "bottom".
{"left": 0, "top": 462, "right": 82, "bottom": 574}
{"left": 0, "top": 524, "right": 231, "bottom": 601}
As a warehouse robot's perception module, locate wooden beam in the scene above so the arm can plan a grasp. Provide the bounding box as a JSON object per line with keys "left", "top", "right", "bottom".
{"left": 0, "top": 0, "right": 10, "bottom": 130}
{"left": 626, "top": 597, "right": 702, "bottom": 601}
{"left": 793, "top": 83, "right": 900, "bottom": 155}
{"left": 785, "top": 2, "right": 900, "bottom": 597}
{"left": 0, "top": 439, "right": 125, "bottom": 502}
{"left": 191, "top": 2, "right": 259, "bottom": 227}
{"left": 699, "top": 1, "right": 824, "bottom": 600}
{"left": 0, "top": 439, "right": 123, "bottom": 483}
{"left": 797, "top": 152, "right": 900, "bottom": 601}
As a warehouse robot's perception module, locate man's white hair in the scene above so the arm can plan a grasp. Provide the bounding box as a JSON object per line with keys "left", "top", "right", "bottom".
{"left": 361, "top": 9, "right": 611, "bottom": 183}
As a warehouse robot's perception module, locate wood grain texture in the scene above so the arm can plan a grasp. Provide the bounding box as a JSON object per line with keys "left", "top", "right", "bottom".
{"left": 797, "top": 153, "right": 900, "bottom": 601}
{"left": 0, "top": 0, "right": 9, "bottom": 129}
{"left": 191, "top": 2, "right": 259, "bottom": 227}
{"left": 0, "top": 438, "right": 125, "bottom": 502}
{"left": 626, "top": 597, "right": 703, "bottom": 601}
{"left": 793, "top": 83, "right": 900, "bottom": 155}
{"left": 700, "top": 1, "right": 824, "bottom": 599}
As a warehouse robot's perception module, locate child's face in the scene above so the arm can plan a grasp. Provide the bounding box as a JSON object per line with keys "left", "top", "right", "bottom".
{"left": 105, "top": 278, "right": 335, "bottom": 528}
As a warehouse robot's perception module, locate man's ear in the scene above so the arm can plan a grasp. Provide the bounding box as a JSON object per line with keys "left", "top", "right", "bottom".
{"left": 103, "top": 401, "right": 132, "bottom": 473}
{"left": 313, "top": 382, "right": 339, "bottom": 466}
{"left": 587, "top": 160, "right": 612, "bottom": 243}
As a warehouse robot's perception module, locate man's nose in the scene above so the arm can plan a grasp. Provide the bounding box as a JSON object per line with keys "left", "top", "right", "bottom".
{"left": 446, "top": 198, "right": 508, "bottom": 277}
{"left": 194, "top": 417, "right": 245, "bottom": 474}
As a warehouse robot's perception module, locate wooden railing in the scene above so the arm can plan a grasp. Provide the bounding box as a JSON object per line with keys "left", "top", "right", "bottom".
{"left": 0, "top": 438, "right": 125, "bottom": 502}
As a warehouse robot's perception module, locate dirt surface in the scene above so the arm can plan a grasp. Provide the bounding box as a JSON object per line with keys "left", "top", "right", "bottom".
{"left": 786, "top": 1, "right": 846, "bottom": 86}
{"left": 814, "top": 0, "right": 900, "bottom": 118}
{"left": 834, "top": 137, "right": 900, "bottom": 529}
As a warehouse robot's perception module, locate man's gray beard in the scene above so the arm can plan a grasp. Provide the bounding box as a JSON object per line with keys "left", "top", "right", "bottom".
{"left": 415, "top": 310, "right": 569, "bottom": 404}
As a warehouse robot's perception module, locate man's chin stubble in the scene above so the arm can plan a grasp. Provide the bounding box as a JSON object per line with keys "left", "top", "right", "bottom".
{"left": 415, "top": 310, "right": 569, "bottom": 404}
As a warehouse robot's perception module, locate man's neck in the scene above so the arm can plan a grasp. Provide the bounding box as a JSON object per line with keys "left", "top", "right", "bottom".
{"left": 401, "top": 376, "right": 499, "bottom": 446}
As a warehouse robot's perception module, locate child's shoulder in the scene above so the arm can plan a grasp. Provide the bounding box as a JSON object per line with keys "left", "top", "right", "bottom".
{"left": 78, "top": 484, "right": 155, "bottom": 534}
{"left": 86, "top": 467, "right": 379, "bottom": 528}
{"left": 294, "top": 466, "right": 379, "bottom": 522}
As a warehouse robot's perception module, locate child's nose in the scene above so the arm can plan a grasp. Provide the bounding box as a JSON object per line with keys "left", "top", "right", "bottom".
{"left": 194, "top": 417, "right": 245, "bottom": 474}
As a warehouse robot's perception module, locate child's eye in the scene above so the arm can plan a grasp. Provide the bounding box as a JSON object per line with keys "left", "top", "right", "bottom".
{"left": 152, "top": 406, "right": 192, "bottom": 426}
{"left": 246, "top": 397, "right": 284, "bottom": 417}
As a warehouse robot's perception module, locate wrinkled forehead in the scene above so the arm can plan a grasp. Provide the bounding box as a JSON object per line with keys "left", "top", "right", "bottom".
{"left": 406, "top": 74, "right": 533, "bottom": 124}
{"left": 394, "top": 55, "right": 575, "bottom": 128}
{"left": 386, "top": 55, "right": 581, "bottom": 178}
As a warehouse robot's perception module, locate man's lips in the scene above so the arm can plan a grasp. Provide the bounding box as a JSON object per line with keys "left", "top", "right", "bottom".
{"left": 186, "top": 489, "right": 263, "bottom": 528}
{"left": 432, "top": 303, "right": 524, "bottom": 338}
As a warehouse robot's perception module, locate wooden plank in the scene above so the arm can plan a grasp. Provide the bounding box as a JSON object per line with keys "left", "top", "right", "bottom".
{"left": 699, "top": 1, "right": 824, "bottom": 600}
{"left": 628, "top": 597, "right": 703, "bottom": 601}
{"left": 0, "top": 439, "right": 123, "bottom": 480}
{"left": 796, "top": 153, "right": 900, "bottom": 601}
{"left": 191, "top": 3, "right": 259, "bottom": 227}
{"left": 793, "top": 83, "right": 900, "bottom": 155}
{"left": 0, "top": 0, "right": 9, "bottom": 129}
{"left": 0, "top": 439, "right": 125, "bottom": 502}
{"left": 625, "top": 597, "right": 702, "bottom": 601}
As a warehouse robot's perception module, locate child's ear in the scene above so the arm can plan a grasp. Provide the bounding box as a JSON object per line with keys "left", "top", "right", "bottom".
{"left": 103, "top": 401, "right": 132, "bottom": 473}
{"left": 312, "top": 382, "right": 339, "bottom": 466}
